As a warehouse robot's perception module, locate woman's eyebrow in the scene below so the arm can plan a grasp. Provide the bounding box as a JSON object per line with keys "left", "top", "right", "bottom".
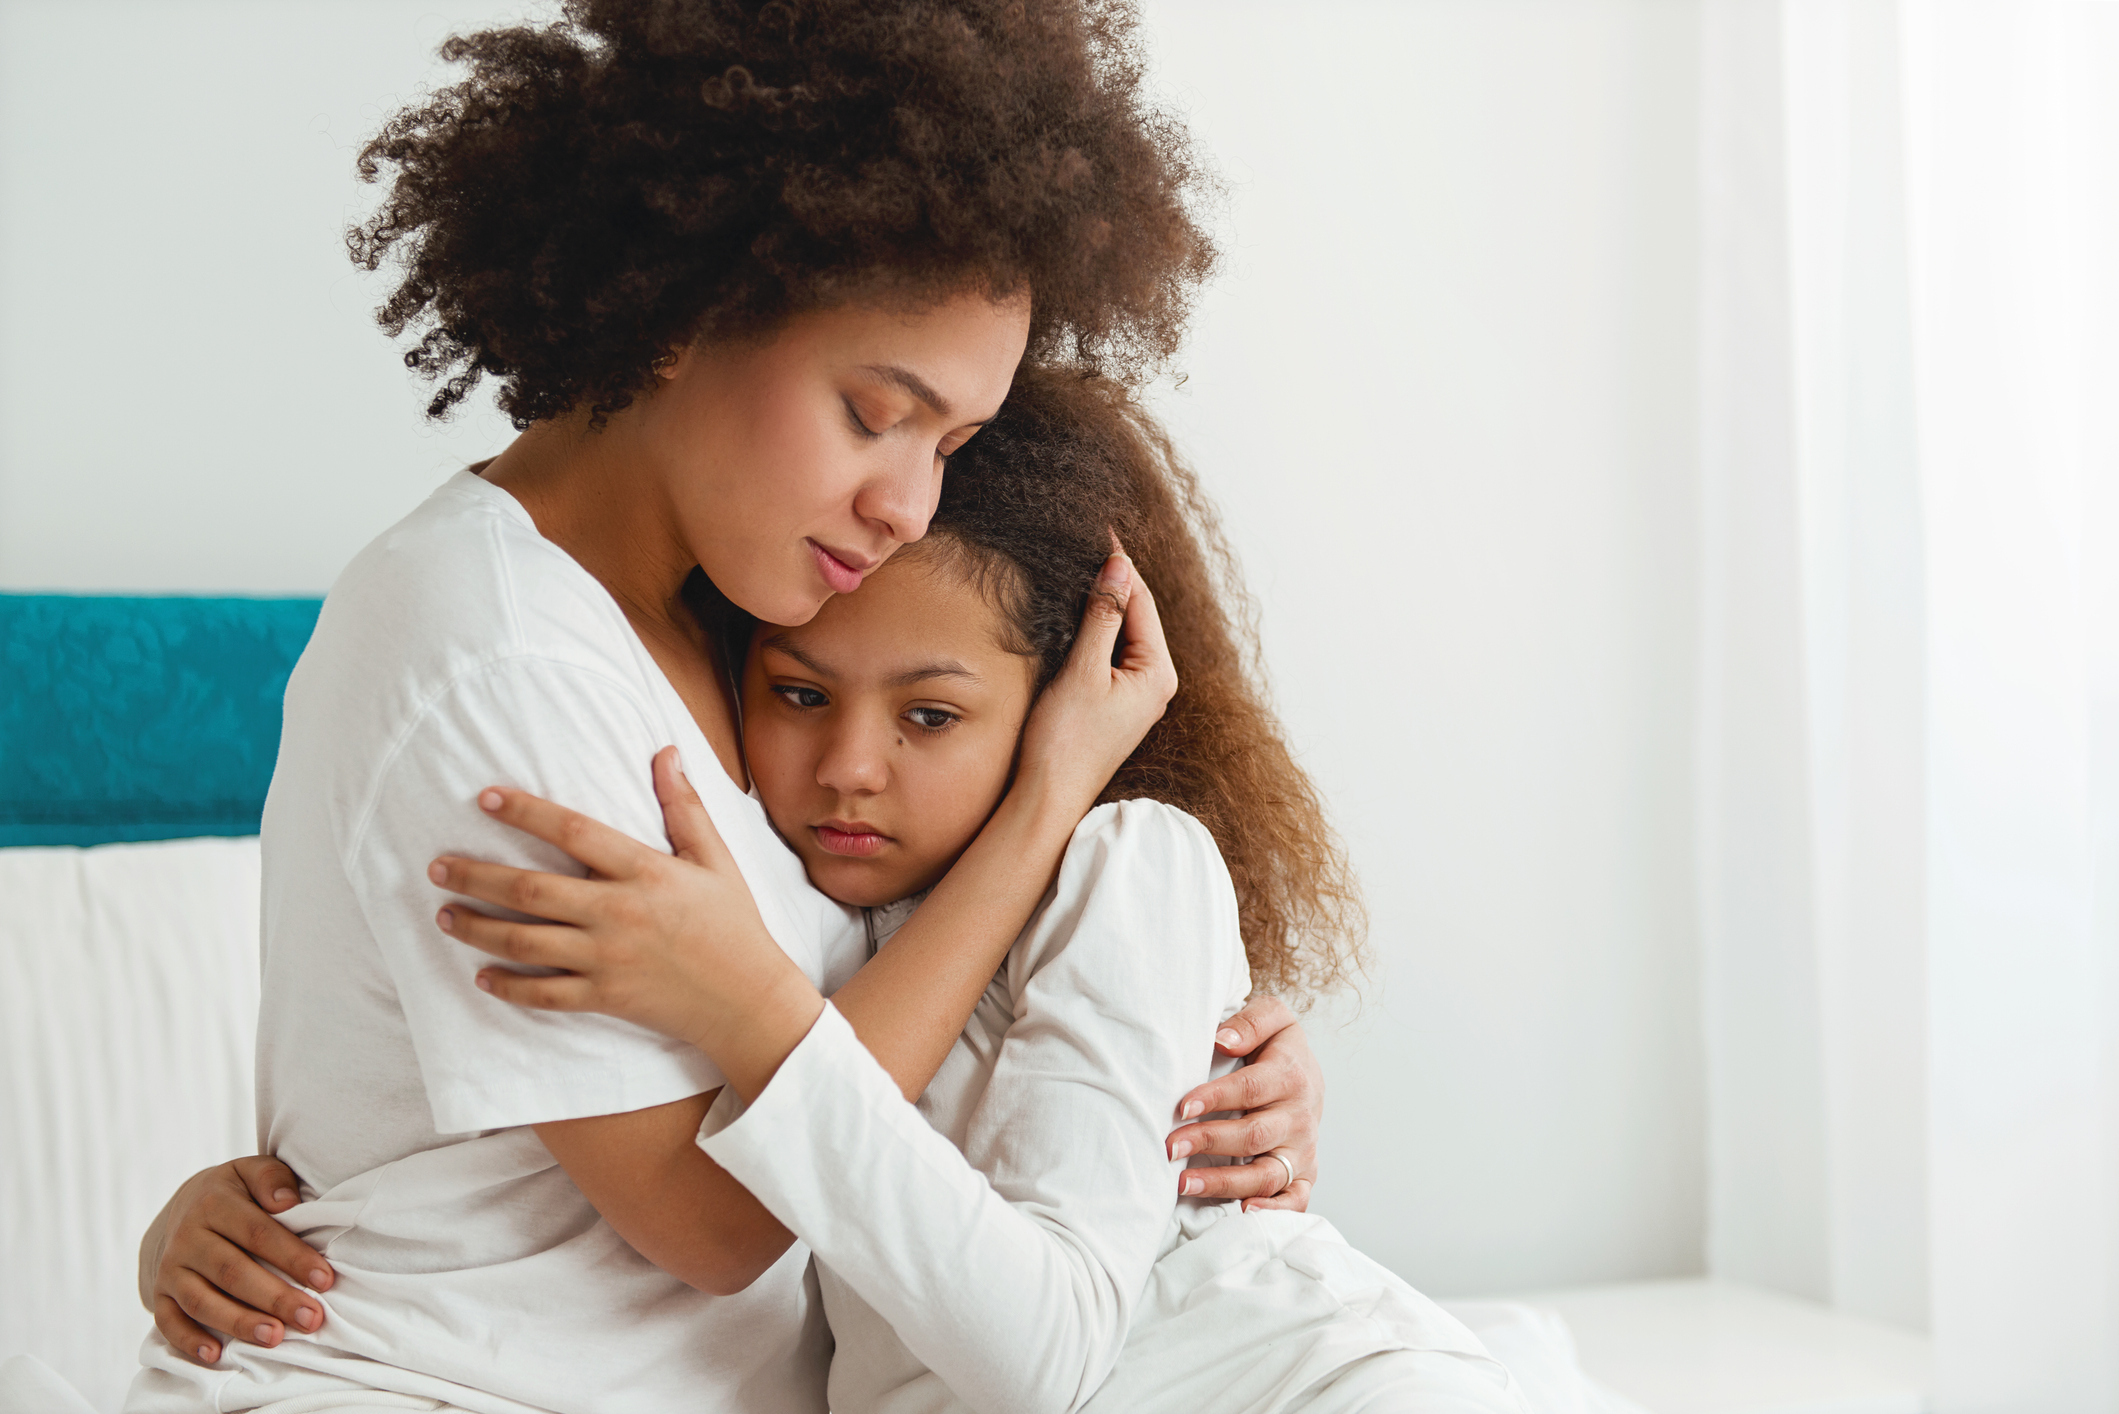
{"left": 888, "top": 661, "right": 979, "bottom": 687}
{"left": 861, "top": 363, "right": 953, "bottom": 417}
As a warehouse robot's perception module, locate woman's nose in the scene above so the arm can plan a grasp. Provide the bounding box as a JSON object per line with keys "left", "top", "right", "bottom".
{"left": 855, "top": 444, "right": 943, "bottom": 546}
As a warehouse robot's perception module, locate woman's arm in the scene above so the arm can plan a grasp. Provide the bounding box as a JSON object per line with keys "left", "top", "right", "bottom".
{"left": 474, "top": 799, "right": 1245, "bottom": 1414}
{"left": 449, "top": 553, "right": 1165, "bottom": 1099}
{"left": 438, "top": 555, "right": 1174, "bottom": 1297}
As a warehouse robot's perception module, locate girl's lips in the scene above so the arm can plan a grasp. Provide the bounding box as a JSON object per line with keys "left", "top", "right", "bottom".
{"left": 807, "top": 539, "right": 868, "bottom": 594}
{"left": 813, "top": 823, "right": 890, "bottom": 857}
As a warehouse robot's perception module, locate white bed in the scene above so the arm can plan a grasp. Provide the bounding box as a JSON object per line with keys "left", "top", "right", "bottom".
{"left": 0, "top": 837, "right": 263, "bottom": 1414}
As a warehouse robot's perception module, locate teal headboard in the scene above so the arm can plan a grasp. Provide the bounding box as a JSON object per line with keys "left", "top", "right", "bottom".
{"left": 0, "top": 594, "right": 323, "bottom": 846}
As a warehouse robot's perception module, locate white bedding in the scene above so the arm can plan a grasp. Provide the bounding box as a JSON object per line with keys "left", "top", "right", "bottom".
{"left": 0, "top": 837, "right": 263, "bottom": 1414}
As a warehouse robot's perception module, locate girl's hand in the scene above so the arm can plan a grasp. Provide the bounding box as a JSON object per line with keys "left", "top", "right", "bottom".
{"left": 434, "top": 751, "right": 823, "bottom": 1098}
{"left": 1164, "top": 996, "right": 1325, "bottom": 1212}
{"left": 1013, "top": 550, "right": 1179, "bottom": 815}
{"left": 140, "top": 1156, "right": 333, "bottom": 1365}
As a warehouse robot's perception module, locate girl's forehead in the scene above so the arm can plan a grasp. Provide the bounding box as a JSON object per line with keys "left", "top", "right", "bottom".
{"left": 753, "top": 549, "right": 1016, "bottom": 680}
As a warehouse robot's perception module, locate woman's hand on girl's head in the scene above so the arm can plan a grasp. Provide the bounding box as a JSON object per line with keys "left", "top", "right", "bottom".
{"left": 142, "top": 1155, "right": 332, "bottom": 1366}
{"left": 436, "top": 749, "right": 825, "bottom": 1100}
{"left": 1163, "top": 996, "right": 1326, "bottom": 1213}
{"left": 1013, "top": 551, "right": 1179, "bottom": 817}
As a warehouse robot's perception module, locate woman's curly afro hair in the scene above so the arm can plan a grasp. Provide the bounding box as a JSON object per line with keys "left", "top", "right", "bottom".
{"left": 350, "top": 0, "right": 1216, "bottom": 427}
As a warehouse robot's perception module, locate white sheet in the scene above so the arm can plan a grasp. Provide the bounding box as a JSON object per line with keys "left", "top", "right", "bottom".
{"left": 0, "top": 837, "right": 262, "bottom": 1414}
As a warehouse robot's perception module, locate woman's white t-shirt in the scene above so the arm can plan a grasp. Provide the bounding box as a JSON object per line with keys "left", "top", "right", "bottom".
{"left": 128, "top": 471, "right": 867, "bottom": 1414}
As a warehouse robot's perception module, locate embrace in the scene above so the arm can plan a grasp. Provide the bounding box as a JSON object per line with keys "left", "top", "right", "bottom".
{"left": 122, "top": 4, "right": 1581, "bottom": 1412}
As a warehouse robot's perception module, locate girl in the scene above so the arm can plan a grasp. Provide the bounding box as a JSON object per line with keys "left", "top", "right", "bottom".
{"left": 409, "top": 367, "right": 1563, "bottom": 1412}
{"left": 131, "top": 5, "right": 1324, "bottom": 1412}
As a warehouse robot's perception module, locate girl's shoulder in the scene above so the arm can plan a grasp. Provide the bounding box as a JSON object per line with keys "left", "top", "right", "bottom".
{"left": 1066, "top": 797, "right": 1223, "bottom": 873}
{"left": 1009, "top": 798, "right": 1248, "bottom": 999}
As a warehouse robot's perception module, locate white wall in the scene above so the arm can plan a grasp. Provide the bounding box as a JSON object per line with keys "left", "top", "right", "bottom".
{"left": 1139, "top": 1, "right": 1705, "bottom": 1294}
{"left": 0, "top": 0, "right": 523, "bottom": 593}
{"left": 0, "top": 0, "right": 1709, "bottom": 1296}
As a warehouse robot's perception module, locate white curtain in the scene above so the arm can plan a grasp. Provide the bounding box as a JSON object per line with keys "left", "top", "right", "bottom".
{"left": 1698, "top": 2, "right": 2119, "bottom": 1409}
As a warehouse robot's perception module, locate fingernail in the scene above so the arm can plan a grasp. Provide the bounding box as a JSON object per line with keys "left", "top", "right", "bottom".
{"left": 1098, "top": 554, "right": 1130, "bottom": 587}
{"left": 437, "top": 908, "right": 455, "bottom": 931}
{"left": 480, "top": 789, "right": 504, "bottom": 811}
{"left": 429, "top": 860, "right": 448, "bottom": 885}
{"left": 673, "top": 750, "right": 690, "bottom": 789}
{"left": 1181, "top": 1099, "right": 1204, "bottom": 1120}
{"left": 1169, "top": 1140, "right": 1193, "bottom": 1160}
{"left": 1180, "top": 1173, "right": 1203, "bottom": 1196}
{"left": 253, "top": 1323, "right": 275, "bottom": 1344}
{"left": 309, "top": 1268, "right": 332, "bottom": 1289}
{"left": 1216, "top": 1029, "right": 1241, "bottom": 1049}
{"left": 197, "top": 1344, "right": 215, "bottom": 1363}
{"left": 272, "top": 1187, "right": 295, "bottom": 1205}
{"left": 295, "top": 1306, "right": 319, "bottom": 1330}
{"left": 476, "top": 972, "right": 493, "bottom": 993}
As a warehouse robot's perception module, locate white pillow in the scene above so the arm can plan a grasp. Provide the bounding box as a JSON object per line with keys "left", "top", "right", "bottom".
{"left": 0, "top": 837, "right": 261, "bottom": 1414}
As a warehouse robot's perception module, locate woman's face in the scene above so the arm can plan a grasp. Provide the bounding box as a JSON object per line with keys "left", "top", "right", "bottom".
{"left": 741, "top": 547, "right": 1039, "bottom": 907}
{"left": 639, "top": 292, "right": 1028, "bottom": 627}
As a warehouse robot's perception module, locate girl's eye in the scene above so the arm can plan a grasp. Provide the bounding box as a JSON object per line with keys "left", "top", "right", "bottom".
{"left": 904, "top": 707, "right": 958, "bottom": 733}
{"left": 772, "top": 685, "right": 829, "bottom": 710}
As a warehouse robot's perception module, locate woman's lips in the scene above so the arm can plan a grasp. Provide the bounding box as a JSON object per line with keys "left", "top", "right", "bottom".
{"left": 813, "top": 823, "right": 890, "bottom": 857}
{"left": 807, "top": 539, "right": 870, "bottom": 594}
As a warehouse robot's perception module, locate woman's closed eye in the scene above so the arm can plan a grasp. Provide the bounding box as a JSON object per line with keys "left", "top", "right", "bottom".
{"left": 842, "top": 396, "right": 886, "bottom": 440}
{"left": 771, "top": 684, "right": 830, "bottom": 710}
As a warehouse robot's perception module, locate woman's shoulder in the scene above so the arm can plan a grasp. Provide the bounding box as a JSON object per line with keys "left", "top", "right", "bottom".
{"left": 305, "top": 473, "right": 643, "bottom": 701}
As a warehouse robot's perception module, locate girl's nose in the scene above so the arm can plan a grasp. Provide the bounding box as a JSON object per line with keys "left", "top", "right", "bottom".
{"left": 815, "top": 720, "right": 892, "bottom": 795}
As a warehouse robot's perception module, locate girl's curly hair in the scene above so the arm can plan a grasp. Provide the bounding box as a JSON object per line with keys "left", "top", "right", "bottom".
{"left": 350, "top": 0, "right": 1216, "bottom": 427}
{"left": 919, "top": 365, "right": 1369, "bottom": 1006}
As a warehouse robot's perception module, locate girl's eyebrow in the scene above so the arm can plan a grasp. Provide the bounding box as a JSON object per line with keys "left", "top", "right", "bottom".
{"left": 888, "top": 662, "right": 978, "bottom": 687}
{"left": 760, "top": 635, "right": 832, "bottom": 677}
{"left": 761, "top": 635, "right": 977, "bottom": 687}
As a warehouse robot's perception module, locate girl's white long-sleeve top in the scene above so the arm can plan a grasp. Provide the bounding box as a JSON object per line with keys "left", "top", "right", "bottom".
{"left": 701, "top": 800, "right": 1242, "bottom": 1414}
{"left": 698, "top": 799, "right": 1522, "bottom": 1414}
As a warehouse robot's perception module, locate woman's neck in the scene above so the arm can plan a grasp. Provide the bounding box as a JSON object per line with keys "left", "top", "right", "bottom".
{"left": 482, "top": 413, "right": 694, "bottom": 631}
{"left": 480, "top": 412, "right": 750, "bottom": 787}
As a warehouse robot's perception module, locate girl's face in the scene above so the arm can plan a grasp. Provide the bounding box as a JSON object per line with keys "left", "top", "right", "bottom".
{"left": 641, "top": 292, "right": 1028, "bottom": 627}
{"left": 741, "top": 548, "right": 1038, "bottom": 907}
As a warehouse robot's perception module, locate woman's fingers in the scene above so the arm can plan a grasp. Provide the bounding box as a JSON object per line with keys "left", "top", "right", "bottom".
{"left": 439, "top": 905, "right": 591, "bottom": 972}
{"left": 651, "top": 746, "right": 730, "bottom": 868}
{"left": 1207, "top": 994, "right": 1297, "bottom": 1060}
{"left": 1165, "top": 1105, "right": 1306, "bottom": 1164}
{"left": 1243, "top": 1176, "right": 1315, "bottom": 1214}
{"left": 476, "top": 966, "right": 598, "bottom": 1012}
{"left": 430, "top": 855, "right": 602, "bottom": 926}
{"left": 1176, "top": 1156, "right": 1308, "bottom": 1203}
{"left": 473, "top": 786, "right": 653, "bottom": 880}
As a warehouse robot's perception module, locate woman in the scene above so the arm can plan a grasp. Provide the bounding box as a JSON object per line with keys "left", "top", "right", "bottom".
{"left": 130, "top": 5, "right": 1324, "bottom": 1412}
{"left": 415, "top": 367, "right": 1551, "bottom": 1413}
